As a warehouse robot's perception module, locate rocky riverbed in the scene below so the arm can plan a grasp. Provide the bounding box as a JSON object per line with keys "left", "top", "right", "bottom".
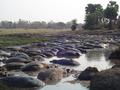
{"left": 0, "top": 31, "right": 120, "bottom": 90}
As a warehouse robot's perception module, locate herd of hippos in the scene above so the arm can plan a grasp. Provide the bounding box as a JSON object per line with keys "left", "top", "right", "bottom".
{"left": 0, "top": 33, "right": 120, "bottom": 90}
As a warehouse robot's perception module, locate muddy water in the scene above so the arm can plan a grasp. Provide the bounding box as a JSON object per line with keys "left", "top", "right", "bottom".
{"left": 40, "top": 49, "right": 113, "bottom": 90}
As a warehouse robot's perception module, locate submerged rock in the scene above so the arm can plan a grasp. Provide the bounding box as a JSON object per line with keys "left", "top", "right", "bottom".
{"left": 90, "top": 68, "right": 120, "bottom": 90}
{"left": 0, "top": 76, "right": 45, "bottom": 88}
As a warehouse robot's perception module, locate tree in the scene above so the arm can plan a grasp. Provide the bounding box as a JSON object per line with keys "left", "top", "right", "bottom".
{"left": 104, "top": 1, "right": 119, "bottom": 30}
{"left": 71, "top": 19, "right": 78, "bottom": 31}
{"left": 84, "top": 4, "right": 104, "bottom": 29}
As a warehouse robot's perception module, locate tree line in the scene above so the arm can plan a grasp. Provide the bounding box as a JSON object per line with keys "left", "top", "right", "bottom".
{"left": 0, "top": 19, "right": 83, "bottom": 30}
{"left": 84, "top": 1, "right": 120, "bottom": 30}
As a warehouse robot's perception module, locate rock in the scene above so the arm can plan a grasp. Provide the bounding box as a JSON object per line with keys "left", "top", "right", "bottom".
{"left": 0, "top": 76, "right": 45, "bottom": 88}
{"left": 5, "top": 57, "right": 31, "bottom": 63}
{"left": 50, "top": 59, "right": 80, "bottom": 66}
{"left": 3, "top": 62, "right": 25, "bottom": 70}
{"left": 21, "top": 61, "right": 44, "bottom": 72}
{"left": 57, "top": 50, "right": 80, "bottom": 58}
{"left": 90, "top": 68, "right": 120, "bottom": 90}
{"left": 37, "top": 68, "right": 64, "bottom": 83}
{"left": 78, "top": 67, "right": 99, "bottom": 80}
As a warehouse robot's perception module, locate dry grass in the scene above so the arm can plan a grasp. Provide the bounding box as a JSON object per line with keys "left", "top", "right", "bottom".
{"left": 0, "top": 28, "right": 70, "bottom": 35}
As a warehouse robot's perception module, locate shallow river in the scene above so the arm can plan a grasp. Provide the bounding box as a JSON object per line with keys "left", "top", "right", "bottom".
{"left": 40, "top": 49, "right": 113, "bottom": 90}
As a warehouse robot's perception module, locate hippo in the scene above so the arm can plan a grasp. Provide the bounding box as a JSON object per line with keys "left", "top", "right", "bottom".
{"left": 3, "top": 62, "right": 25, "bottom": 70}
{"left": 21, "top": 61, "right": 45, "bottom": 72}
{"left": 5, "top": 57, "right": 31, "bottom": 63}
{"left": 37, "top": 68, "right": 64, "bottom": 83}
{"left": 50, "top": 59, "right": 80, "bottom": 66}
{"left": 78, "top": 67, "right": 99, "bottom": 80}
{"left": 57, "top": 50, "right": 80, "bottom": 58}
{"left": 0, "top": 76, "right": 45, "bottom": 88}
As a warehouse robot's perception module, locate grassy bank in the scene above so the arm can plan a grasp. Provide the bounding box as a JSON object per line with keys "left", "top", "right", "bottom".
{"left": 0, "top": 35, "right": 48, "bottom": 47}
{"left": 0, "top": 28, "right": 70, "bottom": 47}
{"left": 0, "top": 28, "right": 69, "bottom": 35}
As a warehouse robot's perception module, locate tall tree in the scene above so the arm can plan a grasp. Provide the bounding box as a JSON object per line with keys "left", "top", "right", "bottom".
{"left": 104, "top": 1, "right": 119, "bottom": 29}
{"left": 84, "top": 4, "right": 103, "bottom": 29}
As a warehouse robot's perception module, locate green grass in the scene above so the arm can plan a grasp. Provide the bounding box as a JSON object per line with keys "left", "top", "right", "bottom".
{"left": 0, "top": 36, "right": 48, "bottom": 47}
{"left": 0, "top": 28, "right": 69, "bottom": 35}
{"left": 0, "top": 28, "right": 69, "bottom": 47}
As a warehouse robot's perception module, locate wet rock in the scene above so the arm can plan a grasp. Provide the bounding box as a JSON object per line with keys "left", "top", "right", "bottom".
{"left": 37, "top": 68, "right": 64, "bottom": 83}
{"left": 57, "top": 50, "right": 80, "bottom": 58}
{"left": 90, "top": 68, "right": 120, "bottom": 90}
{"left": 78, "top": 67, "right": 99, "bottom": 80}
{"left": 50, "top": 59, "right": 80, "bottom": 66}
{"left": 21, "top": 61, "right": 44, "bottom": 72}
{"left": 3, "top": 62, "right": 25, "bottom": 71}
{"left": 5, "top": 57, "right": 31, "bottom": 63}
{"left": 0, "top": 76, "right": 45, "bottom": 88}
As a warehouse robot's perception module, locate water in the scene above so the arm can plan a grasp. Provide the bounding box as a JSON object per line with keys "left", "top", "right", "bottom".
{"left": 0, "top": 49, "right": 113, "bottom": 90}
{"left": 40, "top": 49, "right": 113, "bottom": 90}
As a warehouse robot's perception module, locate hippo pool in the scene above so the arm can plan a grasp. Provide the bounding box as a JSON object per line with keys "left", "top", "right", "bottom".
{"left": 39, "top": 49, "right": 113, "bottom": 90}
{"left": 0, "top": 49, "right": 114, "bottom": 90}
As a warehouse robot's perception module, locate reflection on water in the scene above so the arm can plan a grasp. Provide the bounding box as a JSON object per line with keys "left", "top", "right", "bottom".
{"left": 40, "top": 49, "right": 113, "bottom": 90}
{"left": 41, "top": 75, "right": 88, "bottom": 90}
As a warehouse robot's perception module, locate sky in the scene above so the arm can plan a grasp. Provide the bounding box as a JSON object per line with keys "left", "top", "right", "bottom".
{"left": 0, "top": 0, "right": 120, "bottom": 23}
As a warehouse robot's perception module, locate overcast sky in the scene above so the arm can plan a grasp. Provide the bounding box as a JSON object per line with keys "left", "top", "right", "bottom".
{"left": 0, "top": 0, "right": 120, "bottom": 23}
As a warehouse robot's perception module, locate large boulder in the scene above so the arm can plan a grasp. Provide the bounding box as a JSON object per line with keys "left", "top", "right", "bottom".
{"left": 57, "top": 50, "right": 80, "bottom": 58}
{"left": 37, "top": 68, "right": 64, "bottom": 83}
{"left": 50, "top": 59, "right": 80, "bottom": 66}
{"left": 78, "top": 67, "right": 99, "bottom": 80}
{"left": 0, "top": 76, "right": 45, "bottom": 88}
{"left": 90, "top": 68, "right": 120, "bottom": 90}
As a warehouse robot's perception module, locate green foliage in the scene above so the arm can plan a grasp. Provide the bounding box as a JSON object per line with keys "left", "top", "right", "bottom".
{"left": 0, "top": 35, "right": 47, "bottom": 47}
{"left": 71, "top": 19, "right": 78, "bottom": 31}
{"left": 84, "top": 4, "right": 104, "bottom": 29}
{"left": 104, "top": 1, "right": 119, "bottom": 29}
